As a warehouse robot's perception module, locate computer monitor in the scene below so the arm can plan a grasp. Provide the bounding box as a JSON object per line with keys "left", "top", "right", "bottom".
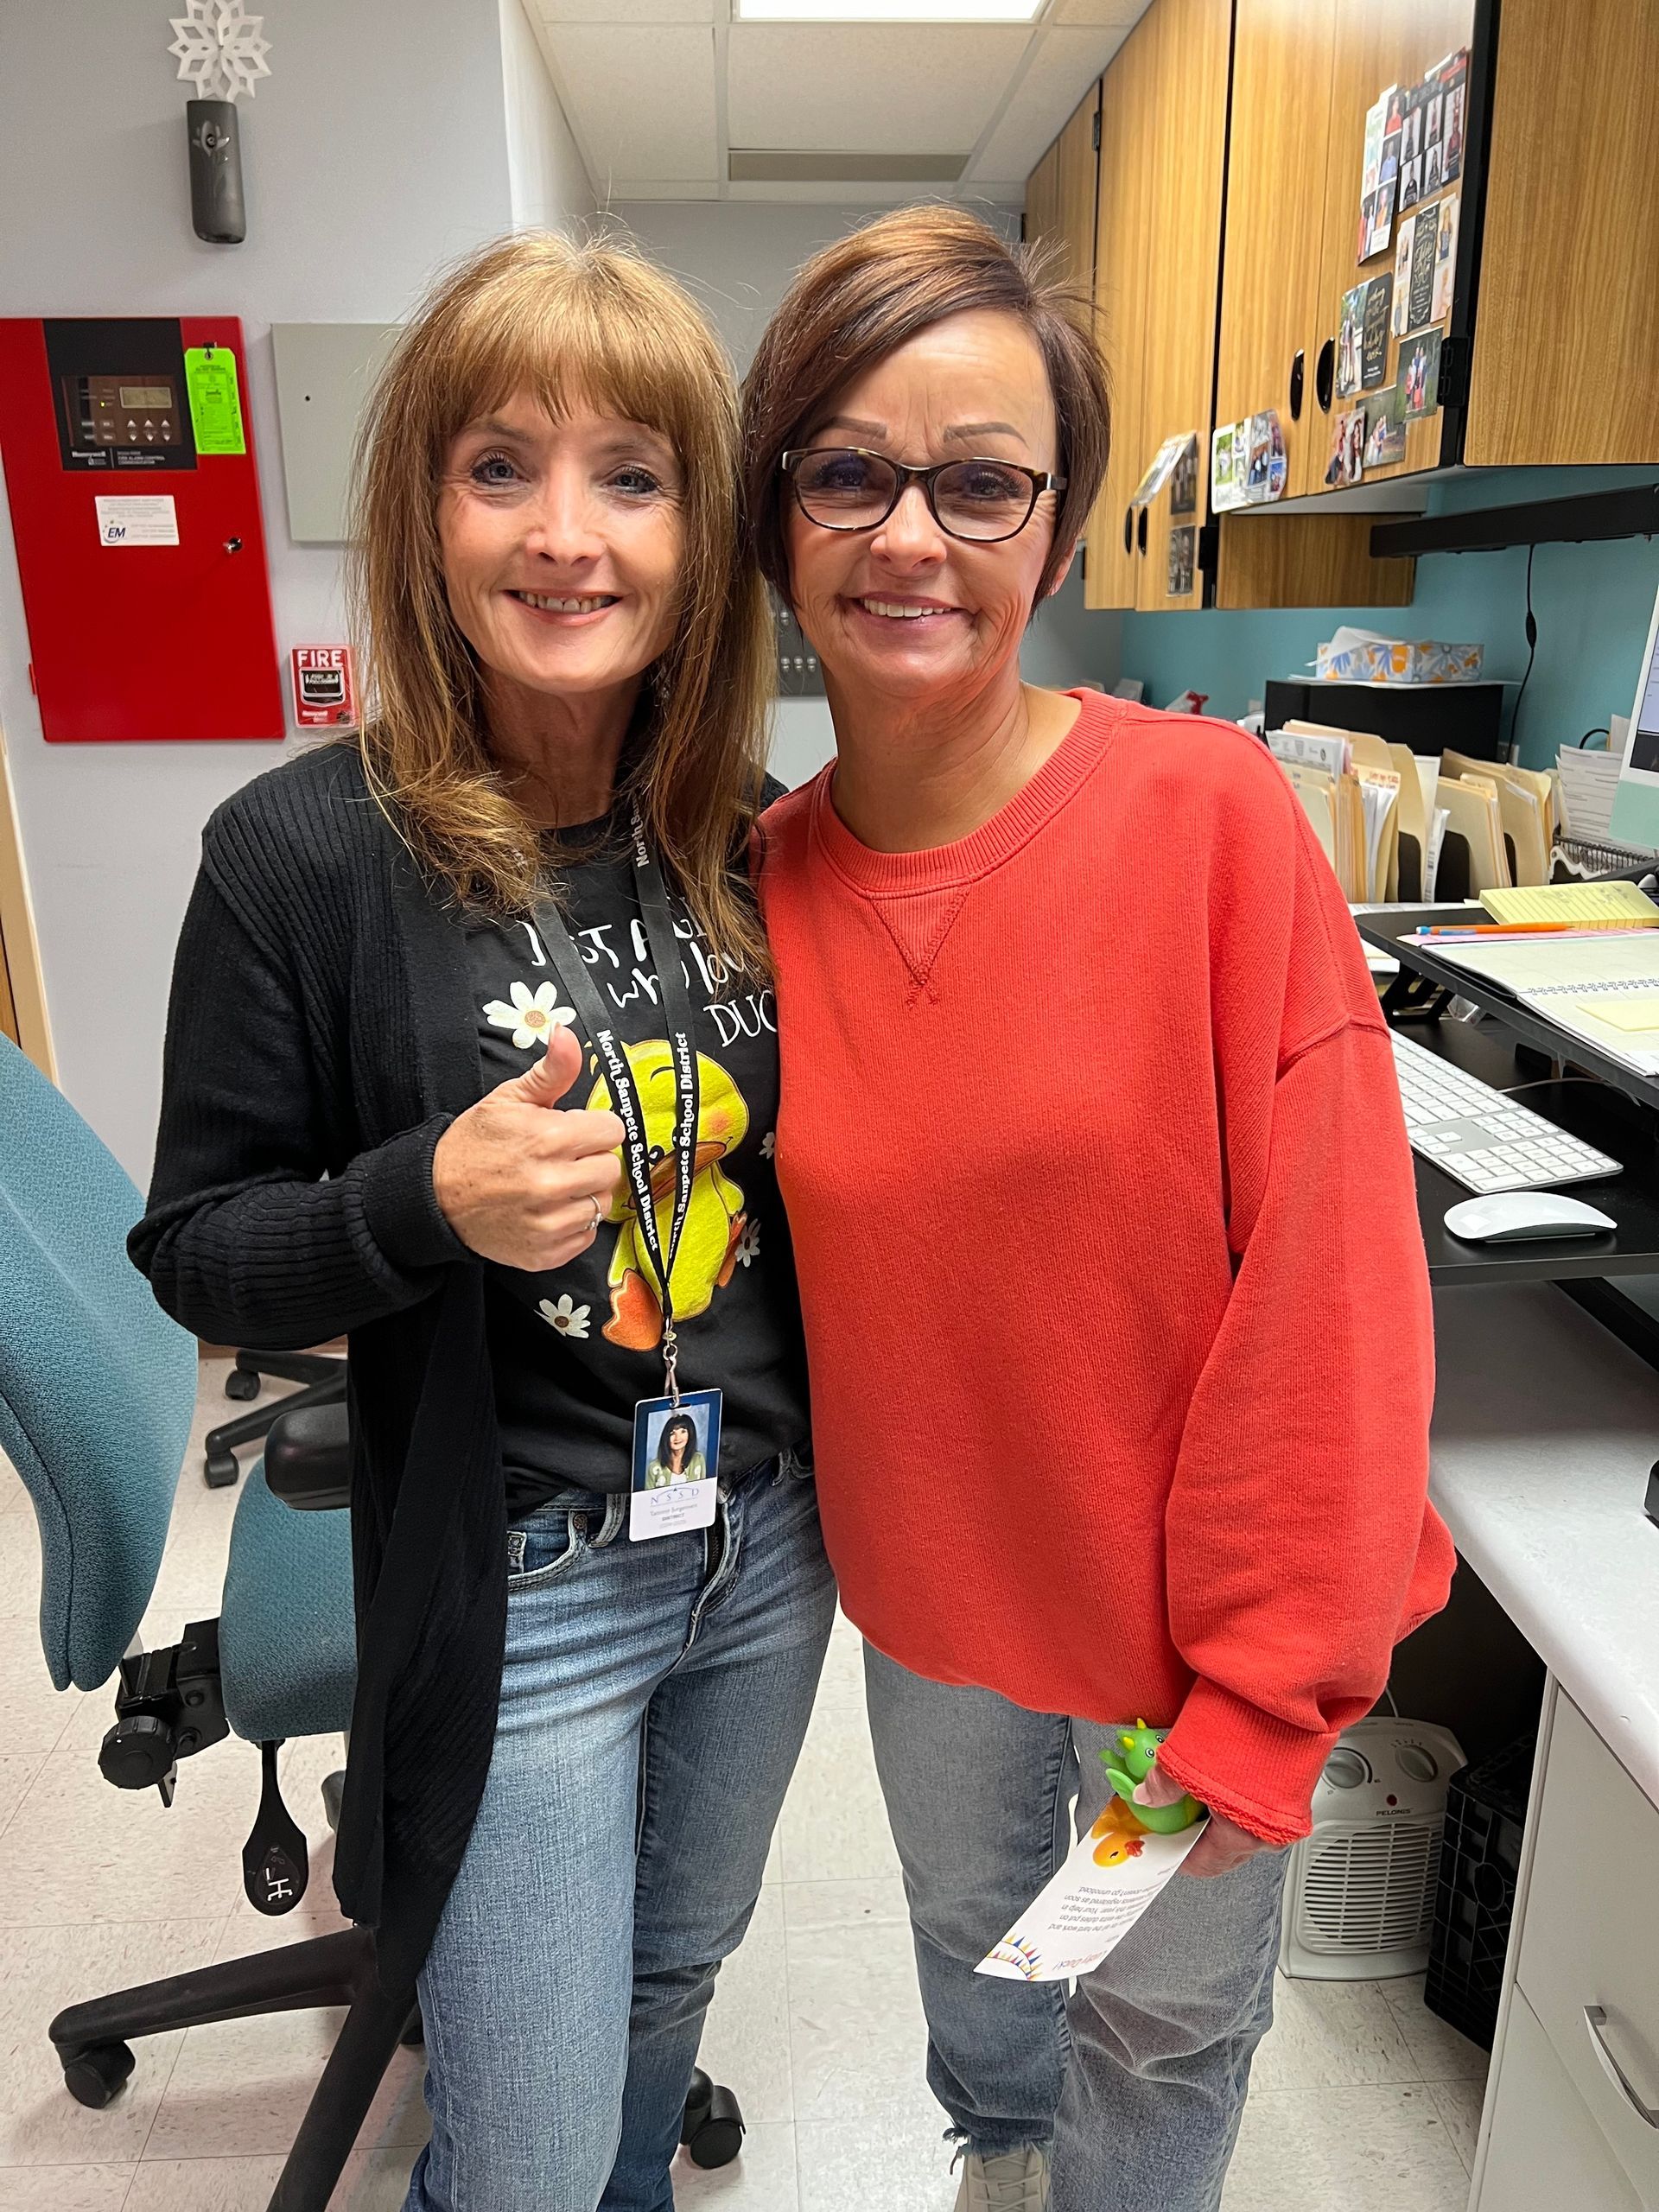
{"left": 1606, "top": 575, "right": 1659, "bottom": 844}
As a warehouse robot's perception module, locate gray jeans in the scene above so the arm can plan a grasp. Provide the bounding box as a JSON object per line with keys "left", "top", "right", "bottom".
{"left": 864, "top": 1645, "right": 1288, "bottom": 2212}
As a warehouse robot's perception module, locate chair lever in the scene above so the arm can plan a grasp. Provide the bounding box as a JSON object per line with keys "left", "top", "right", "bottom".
{"left": 245, "top": 1740, "right": 310, "bottom": 1915}
{"left": 99, "top": 1618, "right": 228, "bottom": 1802}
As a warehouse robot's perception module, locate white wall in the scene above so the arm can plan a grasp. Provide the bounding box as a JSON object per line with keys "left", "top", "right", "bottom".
{"left": 0, "top": 0, "right": 588, "bottom": 1183}
{"left": 501, "top": 0, "right": 594, "bottom": 231}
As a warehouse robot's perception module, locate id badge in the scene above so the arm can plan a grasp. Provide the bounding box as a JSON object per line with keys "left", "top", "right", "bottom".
{"left": 630, "top": 1388, "right": 722, "bottom": 1542}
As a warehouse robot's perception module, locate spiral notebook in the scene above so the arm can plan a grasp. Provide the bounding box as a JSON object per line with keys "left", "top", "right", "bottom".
{"left": 1428, "top": 932, "right": 1659, "bottom": 1076}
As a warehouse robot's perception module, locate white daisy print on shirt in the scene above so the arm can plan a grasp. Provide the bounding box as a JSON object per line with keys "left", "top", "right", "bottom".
{"left": 760, "top": 1130, "right": 776, "bottom": 1160}
{"left": 484, "top": 979, "right": 575, "bottom": 1052}
{"left": 538, "top": 1294, "right": 592, "bottom": 1339}
{"left": 734, "top": 1221, "right": 761, "bottom": 1268}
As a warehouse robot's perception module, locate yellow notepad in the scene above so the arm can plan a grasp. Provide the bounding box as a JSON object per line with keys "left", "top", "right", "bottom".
{"left": 1480, "top": 881, "right": 1659, "bottom": 927}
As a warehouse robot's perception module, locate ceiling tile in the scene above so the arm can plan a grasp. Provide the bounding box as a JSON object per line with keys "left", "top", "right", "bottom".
{"left": 537, "top": 0, "right": 714, "bottom": 20}
{"left": 727, "top": 23, "right": 1033, "bottom": 155}
{"left": 542, "top": 24, "right": 720, "bottom": 183}
{"left": 966, "top": 22, "right": 1127, "bottom": 181}
{"left": 1050, "top": 0, "right": 1146, "bottom": 24}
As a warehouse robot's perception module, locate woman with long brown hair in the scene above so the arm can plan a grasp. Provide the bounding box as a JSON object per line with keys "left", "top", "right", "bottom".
{"left": 132, "top": 232, "right": 832, "bottom": 2212}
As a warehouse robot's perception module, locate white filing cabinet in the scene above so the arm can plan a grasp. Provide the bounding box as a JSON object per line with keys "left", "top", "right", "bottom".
{"left": 1472, "top": 1688, "right": 1659, "bottom": 2210}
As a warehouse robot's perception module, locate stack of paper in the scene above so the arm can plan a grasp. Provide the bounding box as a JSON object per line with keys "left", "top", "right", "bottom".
{"left": 1268, "top": 727, "right": 1351, "bottom": 777}
{"left": 1480, "top": 881, "right": 1659, "bottom": 928}
{"left": 1269, "top": 728, "right": 1400, "bottom": 900}
{"left": 1555, "top": 745, "right": 1623, "bottom": 842}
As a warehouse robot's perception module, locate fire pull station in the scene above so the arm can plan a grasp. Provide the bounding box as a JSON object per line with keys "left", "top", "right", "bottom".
{"left": 0, "top": 315, "right": 283, "bottom": 741}
{"left": 290, "top": 645, "right": 357, "bottom": 729}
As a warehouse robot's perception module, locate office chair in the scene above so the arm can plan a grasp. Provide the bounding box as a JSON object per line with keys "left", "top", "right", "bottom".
{"left": 203, "top": 1344, "right": 346, "bottom": 1487}
{"left": 0, "top": 1035, "right": 744, "bottom": 2211}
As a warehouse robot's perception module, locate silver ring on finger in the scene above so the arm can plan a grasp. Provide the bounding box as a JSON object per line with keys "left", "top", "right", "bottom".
{"left": 588, "top": 1196, "right": 603, "bottom": 1233}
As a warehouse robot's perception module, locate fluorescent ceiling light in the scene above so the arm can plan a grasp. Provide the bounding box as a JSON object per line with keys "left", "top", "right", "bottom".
{"left": 736, "top": 0, "right": 1042, "bottom": 20}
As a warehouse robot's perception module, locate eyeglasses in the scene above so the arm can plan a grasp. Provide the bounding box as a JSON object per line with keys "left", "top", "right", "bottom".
{"left": 779, "top": 447, "right": 1066, "bottom": 544}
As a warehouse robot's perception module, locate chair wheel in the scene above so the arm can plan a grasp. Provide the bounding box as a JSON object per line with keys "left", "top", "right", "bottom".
{"left": 203, "top": 1450, "right": 240, "bottom": 1488}
{"left": 681, "top": 2071, "right": 744, "bottom": 2170}
{"left": 225, "top": 1370, "right": 261, "bottom": 1402}
{"left": 61, "top": 2041, "right": 135, "bottom": 2109}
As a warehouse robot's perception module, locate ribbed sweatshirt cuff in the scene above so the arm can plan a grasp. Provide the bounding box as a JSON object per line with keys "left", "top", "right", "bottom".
{"left": 1158, "top": 1678, "right": 1338, "bottom": 1846}
{"left": 359, "top": 1117, "right": 471, "bottom": 1274}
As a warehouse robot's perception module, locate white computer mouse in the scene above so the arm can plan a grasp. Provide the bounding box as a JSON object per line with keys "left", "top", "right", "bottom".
{"left": 1444, "top": 1192, "right": 1618, "bottom": 1243}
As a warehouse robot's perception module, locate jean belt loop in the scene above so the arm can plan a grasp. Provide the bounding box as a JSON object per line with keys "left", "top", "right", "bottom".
{"left": 592, "top": 1492, "right": 627, "bottom": 1550}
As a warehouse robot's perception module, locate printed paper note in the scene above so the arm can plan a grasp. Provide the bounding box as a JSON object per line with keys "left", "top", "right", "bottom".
{"left": 977, "top": 1805, "right": 1208, "bottom": 1983}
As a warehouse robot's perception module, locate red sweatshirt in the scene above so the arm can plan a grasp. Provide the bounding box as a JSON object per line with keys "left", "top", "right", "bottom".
{"left": 757, "top": 692, "right": 1453, "bottom": 1844}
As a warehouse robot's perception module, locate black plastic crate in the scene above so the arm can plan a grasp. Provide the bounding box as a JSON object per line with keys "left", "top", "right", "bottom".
{"left": 1424, "top": 1732, "right": 1536, "bottom": 2051}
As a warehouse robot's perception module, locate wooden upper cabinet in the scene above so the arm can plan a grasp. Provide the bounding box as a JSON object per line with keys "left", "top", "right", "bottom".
{"left": 1024, "top": 139, "right": 1061, "bottom": 266}
{"left": 1053, "top": 86, "right": 1101, "bottom": 296}
{"left": 1133, "top": 0, "right": 1230, "bottom": 610}
{"left": 1302, "top": 0, "right": 1476, "bottom": 492}
{"left": 1085, "top": 10, "right": 1161, "bottom": 610}
{"left": 1216, "top": 0, "right": 1339, "bottom": 500}
{"left": 1465, "top": 0, "right": 1659, "bottom": 465}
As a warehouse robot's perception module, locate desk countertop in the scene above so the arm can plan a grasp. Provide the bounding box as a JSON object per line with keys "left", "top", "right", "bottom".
{"left": 1431, "top": 1283, "right": 1659, "bottom": 1805}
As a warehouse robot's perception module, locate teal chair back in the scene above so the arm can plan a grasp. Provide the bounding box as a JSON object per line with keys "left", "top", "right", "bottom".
{"left": 0, "top": 1036, "right": 196, "bottom": 1689}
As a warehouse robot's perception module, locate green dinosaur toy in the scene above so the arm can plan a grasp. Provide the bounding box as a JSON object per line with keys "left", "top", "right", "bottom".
{"left": 1101, "top": 1719, "right": 1204, "bottom": 1835}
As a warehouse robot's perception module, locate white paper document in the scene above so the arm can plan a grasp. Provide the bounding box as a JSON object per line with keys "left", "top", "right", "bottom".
{"left": 977, "top": 1806, "right": 1208, "bottom": 1984}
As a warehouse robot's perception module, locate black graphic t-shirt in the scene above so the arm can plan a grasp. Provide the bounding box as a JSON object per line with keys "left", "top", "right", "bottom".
{"left": 464, "top": 816, "right": 810, "bottom": 1516}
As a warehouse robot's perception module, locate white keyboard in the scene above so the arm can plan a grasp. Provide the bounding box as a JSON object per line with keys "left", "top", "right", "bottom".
{"left": 1389, "top": 1030, "right": 1622, "bottom": 1194}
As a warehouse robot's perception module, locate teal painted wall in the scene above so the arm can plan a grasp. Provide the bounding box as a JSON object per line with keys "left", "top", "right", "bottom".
{"left": 1115, "top": 467, "right": 1659, "bottom": 768}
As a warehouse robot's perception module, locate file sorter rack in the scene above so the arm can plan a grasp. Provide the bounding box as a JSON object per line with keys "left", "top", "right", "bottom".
{"left": 1358, "top": 904, "right": 1659, "bottom": 1288}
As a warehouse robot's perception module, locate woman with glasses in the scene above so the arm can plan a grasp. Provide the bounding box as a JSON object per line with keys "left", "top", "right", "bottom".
{"left": 743, "top": 206, "right": 1452, "bottom": 2212}
{"left": 133, "top": 232, "right": 833, "bottom": 2212}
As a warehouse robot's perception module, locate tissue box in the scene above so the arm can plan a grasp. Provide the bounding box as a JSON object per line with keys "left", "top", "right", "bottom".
{"left": 1315, "top": 627, "right": 1484, "bottom": 684}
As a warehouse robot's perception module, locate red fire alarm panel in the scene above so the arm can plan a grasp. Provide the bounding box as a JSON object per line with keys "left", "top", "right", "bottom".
{"left": 0, "top": 315, "right": 283, "bottom": 741}
{"left": 290, "top": 645, "right": 357, "bottom": 729}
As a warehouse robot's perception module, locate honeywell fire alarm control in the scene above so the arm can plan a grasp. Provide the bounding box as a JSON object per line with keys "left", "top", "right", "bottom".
{"left": 0, "top": 315, "right": 283, "bottom": 741}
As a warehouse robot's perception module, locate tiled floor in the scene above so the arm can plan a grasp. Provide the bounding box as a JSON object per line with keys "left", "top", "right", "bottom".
{"left": 0, "top": 1362, "right": 1489, "bottom": 2209}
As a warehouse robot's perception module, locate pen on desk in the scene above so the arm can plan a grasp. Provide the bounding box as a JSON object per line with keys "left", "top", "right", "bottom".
{"left": 1414, "top": 922, "right": 1649, "bottom": 941}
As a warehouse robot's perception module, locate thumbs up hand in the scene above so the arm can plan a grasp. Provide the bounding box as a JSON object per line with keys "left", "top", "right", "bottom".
{"left": 432, "top": 1020, "right": 626, "bottom": 1272}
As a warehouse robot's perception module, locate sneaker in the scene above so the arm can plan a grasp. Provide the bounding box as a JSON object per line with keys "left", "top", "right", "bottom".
{"left": 951, "top": 2143, "right": 1052, "bottom": 2211}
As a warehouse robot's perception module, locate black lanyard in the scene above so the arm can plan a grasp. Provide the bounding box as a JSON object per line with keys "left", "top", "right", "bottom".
{"left": 531, "top": 810, "right": 700, "bottom": 1402}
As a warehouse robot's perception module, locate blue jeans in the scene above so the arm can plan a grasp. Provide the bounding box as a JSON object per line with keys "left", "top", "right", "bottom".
{"left": 404, "top": 1455, "right": 835, "bottom": 2212}
{"left": 865, "top": 1648, "right": 1288, "bottom": 2212}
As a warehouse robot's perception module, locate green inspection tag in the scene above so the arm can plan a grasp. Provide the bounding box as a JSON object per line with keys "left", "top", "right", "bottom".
{"left": 183, "top": 345, "right": 246, "bottom": 456}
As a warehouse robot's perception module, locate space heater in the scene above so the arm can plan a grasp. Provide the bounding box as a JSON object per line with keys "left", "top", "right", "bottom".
{"left": 1279, "top": 1717, "right": 1465, "bottom": 1980}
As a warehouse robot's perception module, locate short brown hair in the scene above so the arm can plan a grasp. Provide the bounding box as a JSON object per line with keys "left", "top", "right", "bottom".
{"left": 347, "top": 230, "right": 773, "bottom": 971}
{"left": 742, "top": 205, "right": 1109, "bottom": 604}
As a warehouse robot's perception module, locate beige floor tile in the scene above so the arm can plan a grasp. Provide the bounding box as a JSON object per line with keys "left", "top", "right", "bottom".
{"left": 335, "top": 2143, "right": 423, "bottom": 2212}
{"left": 0, "top": 2165, "right": 136, "bottom": 2211}
{"left": 676, "top": 2120, "right": 800, "bottom": 2209}
{"left": 761, "top": 1829, "right": 783, "bottom": 1886}
{"left": 0, "top": 1917, "right": 224, "bottom": 2165}
{"left": 1427, "top": 2073, "right": 1487, "bottom": 2176}
{"left": 0, "top": 1606, "right": 84, "bottom": 1760}
{"left": 814, "top": 1612, "right": 865, "bottom": 1708}
{"left": 0, "top": 1732, "right": 261, "bottom": 1926}
{"left": 0, "top": 1752, "right": 48, "bottom": 1841}
{"left": 1222, "top": 2083, "right": 1471, "bottom": 2211}
{"left": 786, "top": 1915, "right": 938, "bottom": 2128}
{"left": 778, "top": 1700, "right": 900, "bottom": 1885}
{"left": 0, "top": 1502, "right": 43, "bottom": 1618}
{"left": 146, "top": 1998, "right": 427, "bottom": 2161}
{"left": 795, "top": 2115, "right": 956, "bottom": 2212}
{"left": 698, "top": 1885, "right": 792, "bottom": 2127}
{"left": 1251, "top": 1973, "right": 1422, "bottom": 2090}
{"left": 123, "top": 2153, "right": 286, "bottom": 2210}
{"left": 783, "top": 1877, "right": 910, "bottom": 1935}
{"left": 1382, "top": 1974, "right": 1491, "bottom": 2083}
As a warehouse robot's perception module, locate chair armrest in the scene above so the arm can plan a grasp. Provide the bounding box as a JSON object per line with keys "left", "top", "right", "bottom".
{"left": 264, "top": 1400, "right": 350, "bottom": 1511}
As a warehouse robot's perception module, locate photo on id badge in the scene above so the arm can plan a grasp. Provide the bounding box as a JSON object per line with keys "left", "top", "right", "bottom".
{"left": 632, "top": 1388, "right": 722, "bottom": 1540}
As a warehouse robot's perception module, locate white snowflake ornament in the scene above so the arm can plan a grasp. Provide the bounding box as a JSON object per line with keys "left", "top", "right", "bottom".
{"left": 169, "top": 0, "right": 272, "bottom": 103}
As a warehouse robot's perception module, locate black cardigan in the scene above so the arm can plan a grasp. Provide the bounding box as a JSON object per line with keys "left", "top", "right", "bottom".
{"left": 134, "top": 741, "right": 554, "bottom": 1992}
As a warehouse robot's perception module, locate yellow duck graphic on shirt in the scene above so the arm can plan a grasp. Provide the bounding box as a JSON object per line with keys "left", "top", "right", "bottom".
{"left": 587, "top": 1041, "right": 750, "bottom": 1351}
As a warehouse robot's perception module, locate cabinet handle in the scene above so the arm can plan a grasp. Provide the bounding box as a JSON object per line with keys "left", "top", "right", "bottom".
{"left": 1123, "top": 505, "right": 1134, "bottom": 555}
{"left": 1314, "top": 338, "right": 1335, "bottom": 414}
{"left": 1136, "top": 506, "right": 1147, "bottom": 554}
{"left": 1288, "top": 349, "right": 1305, "bottom": 421}
{"left": 1584, "top": 2006, "right": 1659, "bottom": 2128}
